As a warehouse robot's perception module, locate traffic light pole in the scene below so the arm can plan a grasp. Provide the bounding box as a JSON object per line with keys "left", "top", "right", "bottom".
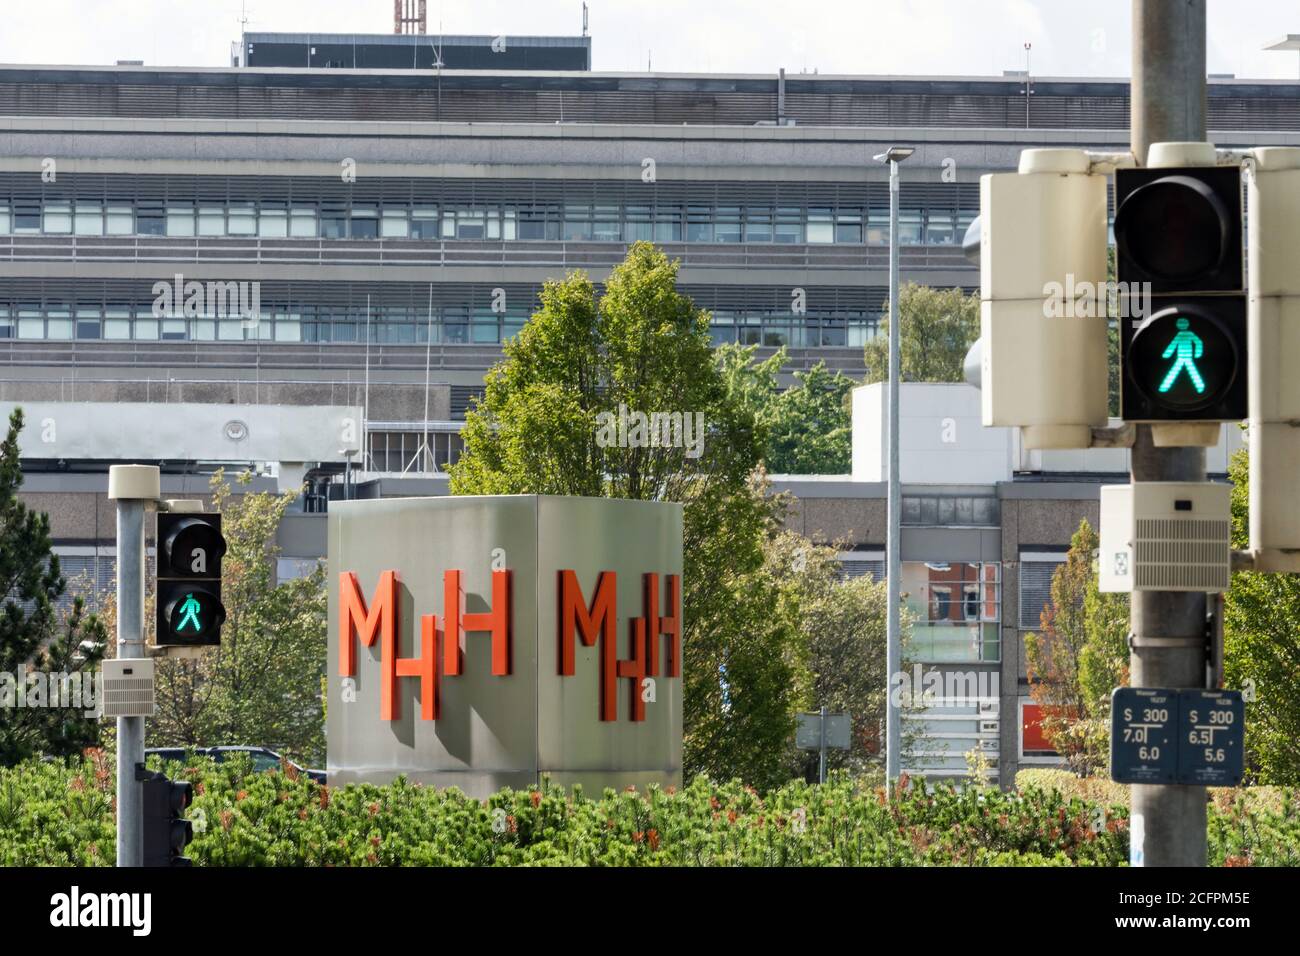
{"left": 1128, "top": 0, "right": 1210, "bottom": 867}
{"left": 108, "top": 465, "right": 160, "bottom": 867}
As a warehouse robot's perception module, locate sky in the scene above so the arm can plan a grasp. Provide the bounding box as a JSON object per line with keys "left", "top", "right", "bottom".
{"left": 0, "top": 0, "right": 1296, "bottom": 79}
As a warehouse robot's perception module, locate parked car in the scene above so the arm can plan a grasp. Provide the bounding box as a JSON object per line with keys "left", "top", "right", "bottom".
{"left": 145, "top": 746, "right": 325, "bottom": 784}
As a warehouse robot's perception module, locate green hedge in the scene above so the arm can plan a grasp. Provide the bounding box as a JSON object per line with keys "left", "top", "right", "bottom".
{"left": 1, "top": 752, "right": 1294, "bottom": 866}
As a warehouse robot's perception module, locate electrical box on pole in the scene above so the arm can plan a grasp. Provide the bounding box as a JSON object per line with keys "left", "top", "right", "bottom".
{"left": 979, "top": 148, "right": 1110, "bottom": 449}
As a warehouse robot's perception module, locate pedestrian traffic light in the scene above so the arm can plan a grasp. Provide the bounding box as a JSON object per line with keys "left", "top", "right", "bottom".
{"left": 979, "top": 148, "right": 1110, "bottom": 448}
{"left": 1116, "top": 144, "right": 1246, "bottom": 422}
{"left": 142, "top": 770, "right": 194, "bottom": 867}
{"left": 155, "top": 511, "right": 226, "bottom": 646}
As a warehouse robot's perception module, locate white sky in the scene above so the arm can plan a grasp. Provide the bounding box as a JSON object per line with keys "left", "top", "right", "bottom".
{"left": 0, "top": 0, "right": 1296, "bottom": 79}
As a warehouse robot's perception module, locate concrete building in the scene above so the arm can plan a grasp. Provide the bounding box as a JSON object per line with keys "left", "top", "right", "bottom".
{"left": 0, "top": 53, "right": 1284, "bottom": 782}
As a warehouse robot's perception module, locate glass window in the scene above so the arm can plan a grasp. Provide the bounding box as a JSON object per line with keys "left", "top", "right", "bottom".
{"left": 43, "top": 202, "right": 72, "bottom": 234}
{"left": 197, "top": 206, "right": 226, "bottom": 236}
{"left": 105, "top": 205, "right": 133, "bottom": 235}
{"left": 686, "top": 205, "right": 712, "bottom": 243}
{"left": 902, "top": 561, "right": 1001, "bottom": 662}
{"left": 592, "top": 206, "right": 620, "bottom": 242}
{"left": 744, "top": 206, "right": 772, "bottom": 242}
{"left": 562, "top": 205, "right": 591, "bottom": 241}
{"left": 13, "top": 202, "right": 40, "bottom": 233}
{"left": 654, "top": 210, "right": 682, "bottom": 243}
{"left": 715, "top": 206, "right": 742, "bottom": 243}
{"left": 381, "top": 207, "right": 409, "bottom": 238}
{"left": 899, "top": 208, "right": 923, "bottom": 245}
{"left": 137, "top": 204, "right": 165, "bottom": 236}
{"left": 807, "top": 207, "right": 834, "bottom": 244}
{"left": 867, "top": 209, "right": 890, "bottom": 245}
{"left": 0, "top": 308, "right": 10, "bottom": 339}
{"left": 190, "top": 317, "right": 216, "bottom": 341}
{"left": 134, "top": 311, "right": 160, "bottom": 340}
{"left": 275, "top": 315, "right": 302, "bottom": 342}
{"left": 774, "top": 207, "right": 802, "bottom": 244}
{"left": 18, "top": 310, "right": 43, "bottom": 338}
{"left": 75, "top": 308, "right": 101, "bottom": 339}
{"left": 503, "top": 209, "right": 517, "bottom": 241}
{"left": 218, "top": 318, "right": 244, "bottom": 340}
{"left": 46, "top": 309, "right": 73, "bottom": 340}
{"left": 289, "top": 205, "right": 317, "bottom": 238}
{"left": 166, "top": 205, "right": 195, "bottom": 237}
{"left": 74, "top": 203, "right": 104, "bottom": 236}
{"left": 409, "top": 205, "right": 438, "bottom": 240}
{"left": 0, "top": 204, "right": 9, "bottom": 234}
{"left": 349, "top": 206, "right": 378, "bottom": 240}
{"left": 104, "top": 308, "right": 131, "bottom": 340}
{"left": 835, "top": 210, "right": 863, "bottom": 244}
{"left": 625, "top": 204, "right": 653, "bottom": 242}
{"left": 320, "top": 204, "right": 348, "bottom": 239}
{"left": 259, "top": 204, "right": 287, "bottom": 238}
{"left": 161, "top": 318, "right": 187, "bottom": 340}
{"left": 926, "top": 210, "right": 955, "bottom": 245}
{"left": 228, "top": 203, "right": 257, "bottom": 236}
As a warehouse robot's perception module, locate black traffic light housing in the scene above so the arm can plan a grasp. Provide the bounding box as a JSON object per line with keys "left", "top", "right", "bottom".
{"left": 141, "top": 770, "right": 194, "bottom": 867}
{"left": 155, "top": 512, "right": 226, "bottom": 647}
{"left": 1115, "top": 165, "right": 1246, "bottom": 423}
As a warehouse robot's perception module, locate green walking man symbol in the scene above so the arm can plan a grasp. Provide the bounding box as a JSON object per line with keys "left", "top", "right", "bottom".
{"left": 177, "top": 593, "right": 203, "bottom": 633}
{"left": 1158, "top": 317, "right": 1206, "bottom": 395}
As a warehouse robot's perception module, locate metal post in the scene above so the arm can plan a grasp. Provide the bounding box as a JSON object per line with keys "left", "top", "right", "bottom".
{"left": 109, "top": 465, "right": 159, "bottom": 868}
{"left": 818, "top": 705, "right": 828, "bottom": 784}
{"left": 885, "top": 156, "right": 903, "bottom": 783}
{"left": 1129, "top": 0, "right": 1209, "bottom": 868}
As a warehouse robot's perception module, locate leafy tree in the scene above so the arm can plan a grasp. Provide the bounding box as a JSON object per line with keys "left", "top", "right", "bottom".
{"left": 450, "top": 242, "right": 798, "bottom": 788}
{"left": 0, "top": 408, "right": 107, "bottom": 765}
{"left": 864, "top": 283, "right": 979, "bottom": 384}
{"left": 147, "top": 470, "right": 327, "bottom": 767}
{"left": 763, "top": 532, "right": 896, "bottom": 778}
{"left": 718, "top": 344, "right": 855, "bottom": 474}
{"left": 1224, "top": 447, "right": 1300, "bottom": 784}
{"left": 1024, "top": 518, "right": 1128, "bottom": 776}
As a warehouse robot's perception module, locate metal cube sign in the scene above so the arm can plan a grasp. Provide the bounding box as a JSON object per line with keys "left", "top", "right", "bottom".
{"left": 327, "top": 495, "right": 684, "bottom": 798}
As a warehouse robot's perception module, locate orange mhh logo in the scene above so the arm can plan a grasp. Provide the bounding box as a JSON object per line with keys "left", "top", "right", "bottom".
{"left": 339, "top": 568, "right": 680, "bottom": 723}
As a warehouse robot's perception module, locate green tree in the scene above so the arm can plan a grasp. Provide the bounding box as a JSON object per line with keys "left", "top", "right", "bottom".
{"left": 864, "top": 283, "right": 980, "bottom": 384}
{"left": 718, "top": 343, "right": 855, "bottom": 474}
{"left": 763, "top": 532, "right": 895, "bottom": 778}
{"left": 450, "top": 242, "right": 798, "bottom": 788}
{"left": 1224, "top": 447, "right": 1300, "bottom": 784}
{"left": 148, "top": 470, "right": 327, "bottom": 767}
{"left": 1024, "top": 518, "right": 1128, "bottom": 776}
{"left": 0, "top": 408, "right": 107, "bottom": 765}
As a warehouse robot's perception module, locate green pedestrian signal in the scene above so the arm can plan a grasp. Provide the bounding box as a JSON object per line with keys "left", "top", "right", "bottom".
{"left": 1158, "top": 318, "right": 1206, "bottom": 395}
{"left": 156, "top": 511, "right": 226, "bottom": 647}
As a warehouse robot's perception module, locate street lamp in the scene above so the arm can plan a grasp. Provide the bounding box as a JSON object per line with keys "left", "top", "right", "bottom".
{"left": 874, "top": 144, "right": 914, "bottom": 784}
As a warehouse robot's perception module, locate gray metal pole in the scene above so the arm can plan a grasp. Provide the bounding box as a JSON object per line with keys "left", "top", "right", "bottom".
{"left": 1129, "top": 0, "right": 1209, "bottom": 868}
{"left": 115, "top": 497, "right": 146, "bottom": 867}
{"left": 818, "top": 705, "right": 828, "bottom": 784}
{"left": 885, "top": 156, "right": 903, "bottom": 783}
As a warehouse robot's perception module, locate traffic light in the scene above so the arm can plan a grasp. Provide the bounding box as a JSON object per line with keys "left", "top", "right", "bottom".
{"left": 1115, "top": 145, "right": 1246, "bottom": 422}
{"left": 156, "top": 511, "right": 226, "bottom": 646}
{"left": 979, "top": 148, "right": 1110, "bottom": 448}
{"left": 1247, "top": 147, "right": 1300, "bottom": 567}
{"left": 142, "top": 771, "right": 194, "bottom": 867}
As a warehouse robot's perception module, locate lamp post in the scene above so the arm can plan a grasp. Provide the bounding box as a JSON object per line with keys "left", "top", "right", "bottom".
{"left": 873, "top": 145, "right": 914, "bottom": 783}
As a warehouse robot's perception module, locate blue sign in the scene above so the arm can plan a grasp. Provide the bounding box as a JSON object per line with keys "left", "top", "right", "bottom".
{"left": 1111, "top": 688, "right": 1178, "bottom": 784}
{"left": 1177, "top": 690, "right": 1245, "bottom": 786}
{"left": 1111, "top": 688, "right": 1246, "bottom": 786}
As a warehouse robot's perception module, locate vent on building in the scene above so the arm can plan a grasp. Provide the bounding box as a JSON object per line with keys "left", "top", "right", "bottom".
{"left": 450, "top": 386, "right": 484, "bottom": 419}
{"left": 101, "top": 659, "right": 155, "bottom": 718}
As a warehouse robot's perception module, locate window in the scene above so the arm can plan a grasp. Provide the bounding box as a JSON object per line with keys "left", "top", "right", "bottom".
{"left": 410, "top": 206, "right": 438, "bottom": 240}
{"left": 106, "top": 205, "right": 134, "bottom": 235}
{"left": 380, "top": 206, "right": 409, "bottom": 238}
{"left": 17, "top": 309, "right": 43, "bottom": 338}
{"left": 926, "top": 209, "right": 955, "bottom": 245}
{"left": 137, "top": 204, "right": 165, "bottom": 236}
{"left": 1018, "top": 551, "right": 1067, "bottom": 628}
{"left": 320, "top": 204, "right": 348, "bottom": 239}
{"left": 259, "top": 203, "right": 287, "bottom": 238}
{"left": 592, "top": 205, "right": 621, "bottom": 242}
{"left": 166, "top": 204, "right": 195, "bottom": 237}
{"left": 74, "top": 202, "right": 104, "bottom": 236}
{"left": 350, "top": 205, "right": 378, "bottom": 240}
{"left": 625, "top": 204, "right": 652, "bottom": 242}
{"left": 654, "top": 208, "right": 682, "bottom": 242}
{"left": 1020, "top": 701, "right": 1062, "bottom": 760}
{"left": 0, "top": 308, "right": 10, "bottom": 339}
{"left": 290, "top": 205, "right": 318, "bottom": 238}
{"left": 807, "top": 207, "right": 834, "bottom": 243}
{"left": 898, "top": 208, "right": 923, "bottom": 245}
{"left": 228, "top": 203, "right": 257, "bottom": 236}
{"left": 43, "top": 202, "right": 72, "bottom": 234}
{"left": 75, "top": 308, "right": 101, "bottom": 339}
{"left": 902, "top": 561, "right": 1001, "bottom": 662}
{"left": 197, "top": 206, "right": 226, "bottom": 236}
{"left": 13, "top": 202, "right": 40, "bottom": 233}
{"left": 714, "top": 206, "right": 742, "bottom": 243}
{"left": 134, "top": 309, "right": 160, "bottom": 340}
{"left": 104, "top": 308, "right": 131, "bottom": 340}
{"left": 0, "top": 204, "right": 9, "bottom": 234}
{"left": 562, "top": 205, "right": 591, "bottom": 241}
{"left": 774, "top": 207, "right": 803, "bottom": 244}
{"left": 46, "top": 309, "right": 73, "bottom": 340}
{"left": 834, "top": 210, "right": 863, "bottom": 243}
{"left": 744, "top": 206, "right": 772, "bottom": 243}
